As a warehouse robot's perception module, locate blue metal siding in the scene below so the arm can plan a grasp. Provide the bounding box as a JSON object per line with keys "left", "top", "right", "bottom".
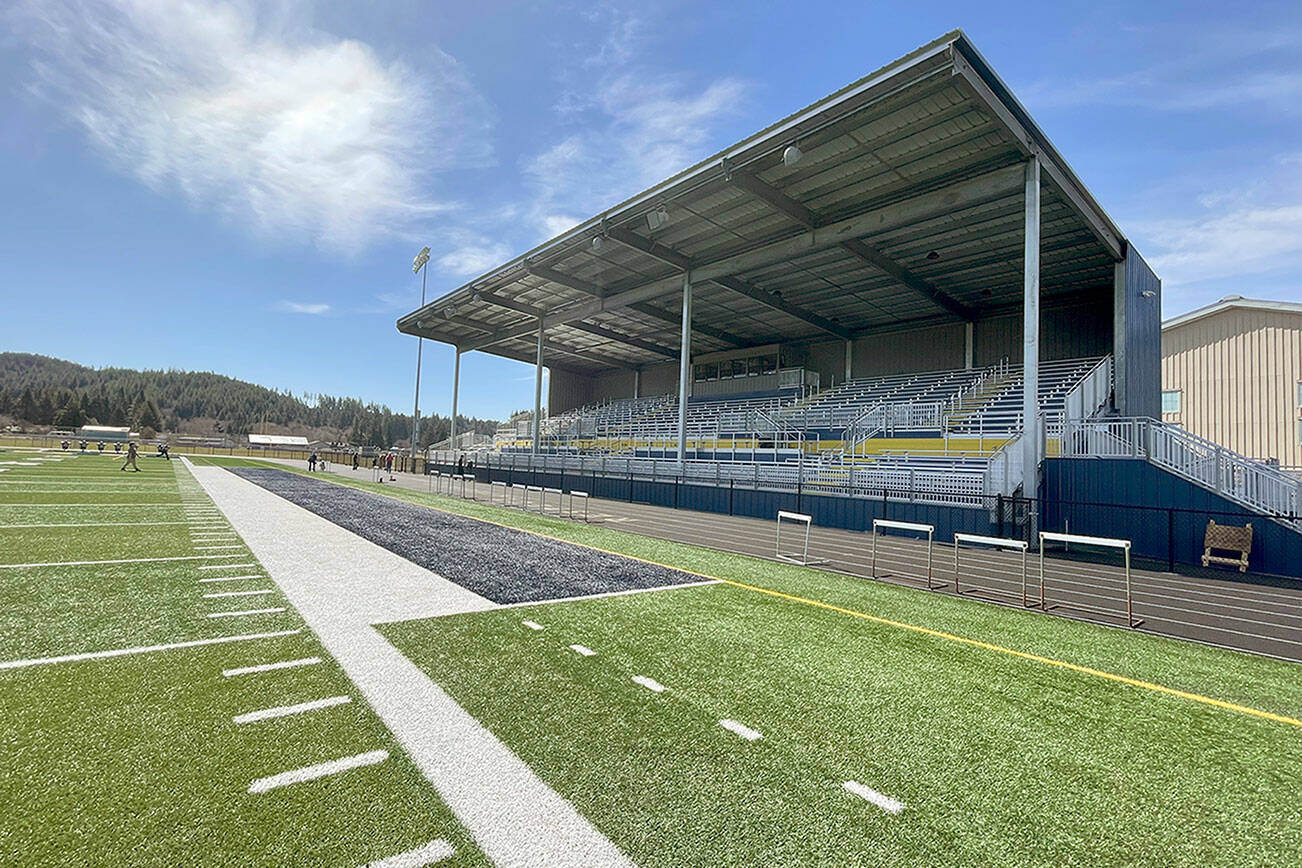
{"left": 1117, "top": 246, "right": 1162, "bottom": 418}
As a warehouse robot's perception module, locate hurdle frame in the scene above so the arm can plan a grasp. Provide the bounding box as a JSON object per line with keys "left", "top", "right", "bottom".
{"left": 1038, "top": 531, "right": 1141, "bottom": 627}
{"left": 775, "top": 511, "right": 830, "bottom": 566}
{"left": 490, "top": 480, "right": 508, "bottom": 506}
{"left": 544, "top": 487, "right": 562, "bottom": 516}
{"left": 569, "top": 490, "right": 590, "bottom": 522}
{"left": 952, "top": 532, "right": 1033, "bottom": 607}
{"left": 870, "top": 519, "right": 937, "bottom": 589}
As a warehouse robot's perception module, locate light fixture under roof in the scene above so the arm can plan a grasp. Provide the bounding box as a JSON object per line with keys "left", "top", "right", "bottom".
{"left": 591, "top": 235, "right": 605, "bottom": 252}
{"left": 646, "top": 205, "right": 670, "bottom": 231}
{"left": 782, "top": 143, "right": 802, "bottom": 167}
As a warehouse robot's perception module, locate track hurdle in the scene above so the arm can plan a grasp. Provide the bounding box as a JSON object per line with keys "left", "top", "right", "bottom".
{"left": 953, "top": 533, "right": 1033, "bottom": 606}
{"left": 463, "top": 475, "right": 476, "bottom": 500}
{"left": 1038, "top": 531, "right": 1141, "bottom": 627}
{"left": 490, "top": 480, "right": 508, "bottom": 506}
{"left": 569, "top": 490, "right": 590, "bottom": 522}
{"left": 775, "top": 511, "right": 830, "bottom": 566}
{"left": 871, "top": 519, "right": 937, "bottom": 589}
{"left": 527, "top": 485, "right": 544, "bottom": 512}
{"left": 544, "top": 487, "right": 563, "bottom": 516}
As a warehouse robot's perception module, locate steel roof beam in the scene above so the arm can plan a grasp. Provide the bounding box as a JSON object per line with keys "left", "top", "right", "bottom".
{"left": 625, "top": 302, "right": 750, "bottom": 347}
{"left": 525, "top": 264, "right": 604, "bottom": 297}
{"left": 561, "top": 321, "right": 679, "bottom": 359}
{"left": 709, "top": 275, "right": 853, "bottom": 339}
{"left": 727, "top": 171, "right": 820, "bottom": 229}
{"left": 605, "top": 227, "right": 693, "bottom": 270}
{"left": 840, "top": 238, "right": 975, "bottom": 322}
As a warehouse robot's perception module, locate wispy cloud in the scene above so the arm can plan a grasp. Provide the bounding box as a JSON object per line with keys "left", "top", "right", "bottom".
{"left": 277, "top": 300, "right": 331, "bottom": 315}
{"left": 13, "top": 0, "right": 494, "bottom": 254}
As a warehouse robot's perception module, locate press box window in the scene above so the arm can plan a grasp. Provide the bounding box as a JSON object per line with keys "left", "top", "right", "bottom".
{"left": 1161, "top": 391, "right": 1181, "bottom": 414}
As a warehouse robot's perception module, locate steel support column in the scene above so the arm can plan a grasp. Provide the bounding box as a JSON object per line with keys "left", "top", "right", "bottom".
{"left": 1022, "top": 156, "right": 1041, "bottom": 500}
{"left": 634, "top": 367, "right": 641, "bottom": 400}
{"left": 964, "top": 321, "right": 974, "bottom": 370}
{"left": 533, "top": 317, "right": 544, "bottom": 455}
{"left": 676, "top": 272, "right": 693, "bottom": 463}
{"left": 450, "top": 348, "right": 461, "bottom": 449}
{"left": 844, "top": 340, "right": 853, "bottom": 383}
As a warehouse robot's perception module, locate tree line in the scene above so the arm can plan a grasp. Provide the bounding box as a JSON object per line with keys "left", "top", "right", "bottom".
{"left": 0, "top": 353, "right": 498, "bottom": 447}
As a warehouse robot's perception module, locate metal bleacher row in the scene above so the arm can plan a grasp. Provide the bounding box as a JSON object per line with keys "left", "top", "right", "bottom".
{"left": 538, "top": 356, "right": 1106, "bottom": 447}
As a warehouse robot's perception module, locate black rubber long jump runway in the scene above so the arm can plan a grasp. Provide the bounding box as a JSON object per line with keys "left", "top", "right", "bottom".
{"left": 230, "top": 467, "right": 697, "bottom": 604}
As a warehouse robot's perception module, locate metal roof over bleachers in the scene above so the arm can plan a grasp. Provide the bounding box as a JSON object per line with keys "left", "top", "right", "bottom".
{"left": 398, "top": 30, "right": 1127, "bottom": 374}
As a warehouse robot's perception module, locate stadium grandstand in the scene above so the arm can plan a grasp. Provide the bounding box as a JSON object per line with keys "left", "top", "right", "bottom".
{"left": 399, "top": 30, "right": 1301, "bottom": 576}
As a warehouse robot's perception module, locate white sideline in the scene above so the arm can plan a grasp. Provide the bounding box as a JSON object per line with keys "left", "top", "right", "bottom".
{"left": 0, "top": 554, "right": 248, "bottom": 569}
{"left": 0, "top": 521, "right": 193, "bottom": 528}
{"left": 190, "top": 461, "right": 635, "bottom": 868}
{"left": 499, "top": 578, "right": 721, "bottom": 608}
{"left": 569, "top": 644, "right": 597, "bottom": 657}
{"left": 207, "top": 607, "right": 286, "bottom": 618}
{"left": 360, "top": 839, "right": 455, "bottom": 868}
{"left": 223, "top": 657, "right": 322, "bottom": 677}
{"left": 203, "top": 589, "right": 274, "bottom": 599}
{"left": 248, "top": 749, "right": 389, "bottom": 794}
{"left": 234, "top": 695, "right": 351, "bottom": 724}
{"left": 719, "top": 719, "right": 763, "bottom": 741}
{"left": 632, "top": 675, "right": 666, "bottom": 693}
{"left": 843, "top": 780, "right": 905, "bottom": 815}
{"left": 0, "top": 630, "right": 301, "bottom": 670}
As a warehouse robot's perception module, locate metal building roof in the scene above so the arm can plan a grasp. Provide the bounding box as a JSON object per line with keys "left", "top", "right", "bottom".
{"left": 398, "top": 30, "right": 1128, "bottom": 374}
{"left": 1163, "top": 296, "right": 1302, "bottom": 331}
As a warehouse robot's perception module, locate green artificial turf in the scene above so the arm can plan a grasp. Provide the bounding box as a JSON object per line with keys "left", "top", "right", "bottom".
{"left": 0, "top": 454, "right": 487, "bottom": 867}
{"left": 193, "top": 458, "right": 1302, "bottom": 865}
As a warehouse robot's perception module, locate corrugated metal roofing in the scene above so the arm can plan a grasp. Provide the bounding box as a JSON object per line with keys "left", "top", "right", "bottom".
{"left": 398, "top": 30, "right": 1128, "bottom": 374}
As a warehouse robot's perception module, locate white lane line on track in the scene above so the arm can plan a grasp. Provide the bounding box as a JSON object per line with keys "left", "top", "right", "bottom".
{"left": 632, "top": 675, "right": 666, "bottom": 693}
{"left": 843, "top": 780, "right": 905, "bottom": 814}
{"left": 569, "top": 644, "right": 597, "bottom": 657}
{"left": 0, "top": 630, "right": 302, "bottom": 670}
{"left": 234, "top": 695, "right": 351, "bottom": 724}
{"left": 207, "top": 607, "right": 286, "bottom": 618}
{"left": 223, "top": 657, "right": 322, "bottom": 677}
{"left": 199, "top": 574, "right": 265, "bottom": 583}
{"left": 198, "top": 562, "right": 257, "bottom": 570}
{"left": 203, "top": 589, "right": 274, "bottom": 599}
{"left": 361, "top": 839, "right": 455, "bottom": 868}
{"left": 719, "top": 719, "right": 763, "bottom": 741}
{"left": 248, "top": 749, "right": 389, "bottom": 794}
{"left": 0, "top": 554, "right": 249, "bottom": 569}
{"left": 522, "top": 620, "right": 544, "bottom": 630}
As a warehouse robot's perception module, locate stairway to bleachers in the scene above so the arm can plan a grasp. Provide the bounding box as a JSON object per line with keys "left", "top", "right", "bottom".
{"left": 946, "top": 357, "right": 1103, "bottom": 436}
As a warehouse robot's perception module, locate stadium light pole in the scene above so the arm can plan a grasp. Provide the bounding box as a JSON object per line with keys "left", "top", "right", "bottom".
{"left": 411, "top": 246, "right": 431, "bottom": 461}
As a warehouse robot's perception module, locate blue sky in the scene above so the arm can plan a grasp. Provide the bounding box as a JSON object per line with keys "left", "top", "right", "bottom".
{"left": 2, "top": 0, "right": 1300, "bottom": 421}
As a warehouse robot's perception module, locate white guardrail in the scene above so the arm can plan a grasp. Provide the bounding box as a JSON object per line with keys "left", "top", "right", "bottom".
{"left": 1062, "top": 417, "right": 1302, "bottom": 520}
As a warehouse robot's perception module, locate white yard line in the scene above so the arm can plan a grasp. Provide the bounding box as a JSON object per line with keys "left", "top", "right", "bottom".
{"left": 195, "top": 544, "right": 246, "bottom": 550}
{"left": 223, "top": 657, "right": 322, "bottom": 677}
{"left": 843, "top": 780, "right": 905, "bottom": 815}
{"left": 198, "top": 562, "right": 257, "bottom": 570}
{"left": 0, "top": 521, "right": 194, "bottom": 528}
{"left": 203, "top": 589, "right": 275, "bottom": 599}
{"left": 0, "top": 630, "right": 301, "bottom": 670}
{"left": 522, "top": 620, "right": 544, "bottom": 631}
{"left": 632, "top": 675, "right": 666, "bottom": 693}
{"left": 207, "top": 607, "right": 286, "bottom": 618}
{"left": 198, "top": 574, "right": 265, "bottom": 583}
{"left": 719, "top": 719, "right": 763, "bottom": 741}
{"left": 248, "top": 750, "right": 389, "bottom": 794}
{"left": 362, "top": 840, "right": 455, "bottom": 868}
{"left": 0, "top": 554, "right": 250, "bottom": 569}
{"left": 569, "top": 644, "right": 597, "bottom": 657}
{"left": 234, "top": 695, "right": 351, "bottom": 724}
{"left": 190, "top": 462, "right": 635, "bottom": 868}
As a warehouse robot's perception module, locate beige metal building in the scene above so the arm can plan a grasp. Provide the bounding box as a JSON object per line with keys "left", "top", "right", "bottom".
{"left": 1161, "top": 296, "right": 1302, "bottom": 467}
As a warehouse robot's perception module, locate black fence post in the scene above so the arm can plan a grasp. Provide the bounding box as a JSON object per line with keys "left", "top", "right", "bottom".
{"left": 729, "top": 479, "right": 735, "bottom": 516}
{"left": 996, "top": 493, "right": 1005, "bottom": 537}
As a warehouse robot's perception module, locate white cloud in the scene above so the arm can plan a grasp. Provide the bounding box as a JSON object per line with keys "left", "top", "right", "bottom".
{"left": 277, "top": 300, "right": 331, "bottom": 314}
{"left": 437, "top": 242, "right": 514, "bottom": 277}
{"left": 523, "top": 74, "right": 747, "bottom": 240}
{"left": 13, "top": 0, "right": 493, "bottom": 253}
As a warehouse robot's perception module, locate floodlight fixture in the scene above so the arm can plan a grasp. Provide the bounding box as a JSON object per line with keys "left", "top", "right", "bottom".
{"left": 782, "top": 143, "right": 803, "bottom": 167}
{"left": 646, "top": 205, "right": 670, "bottom": 231}
{"left": 591, "top": 235, "right": 605, "bottom": 252}
{"left": 412, "top": 246, "right": 431, "bottom": 274}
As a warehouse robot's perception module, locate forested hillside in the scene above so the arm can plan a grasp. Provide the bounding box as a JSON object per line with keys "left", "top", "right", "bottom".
{"left": 0, "top": 353, "right": 498, "bottom": 446}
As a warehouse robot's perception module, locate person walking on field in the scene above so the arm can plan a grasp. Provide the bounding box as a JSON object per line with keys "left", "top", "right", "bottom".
{"left": 121, "top": 441, "right": 140, "bottom": 472}
{"left": 308, "top": 452, "right": 318, "bottom": 472}
{"left": 352, "top": 452, "right": 359, "bottom": 471}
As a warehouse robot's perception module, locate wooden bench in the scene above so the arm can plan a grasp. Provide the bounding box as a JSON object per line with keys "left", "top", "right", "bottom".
{"left": 1202, "top": 520, "right": 1252, "bottom": 573}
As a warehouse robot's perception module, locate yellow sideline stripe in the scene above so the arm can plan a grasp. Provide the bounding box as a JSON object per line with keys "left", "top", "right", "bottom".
{"left": 283, "top": 467, "right": 1302, "bottom": 729}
